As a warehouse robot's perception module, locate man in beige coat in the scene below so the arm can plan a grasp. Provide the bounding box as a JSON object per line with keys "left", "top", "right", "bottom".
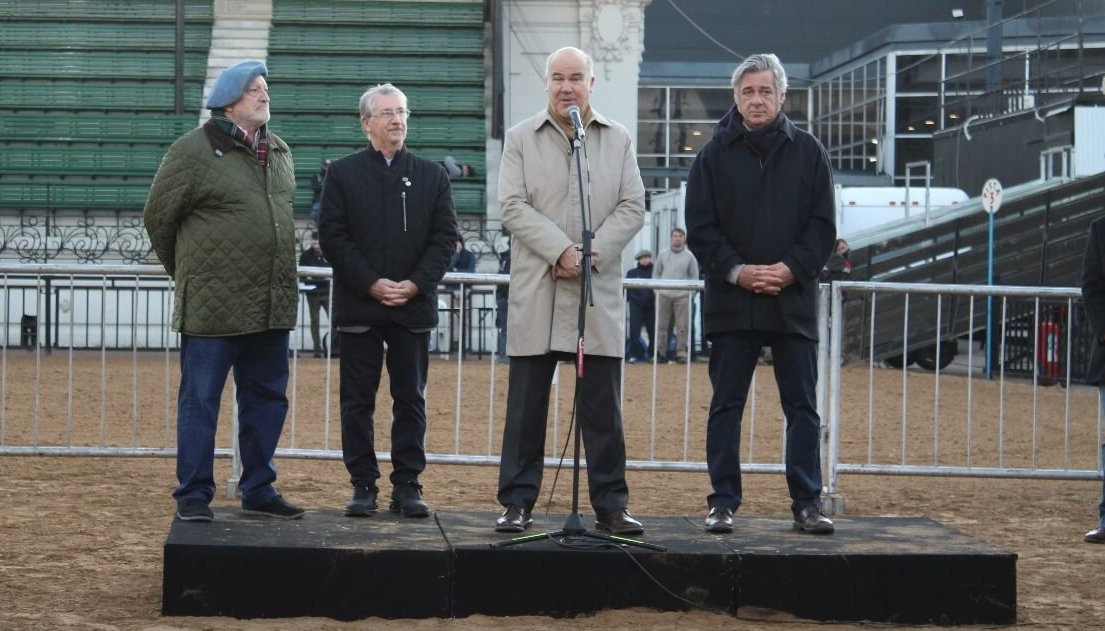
{"left": 494, "top": 46, "right": 646, "bottom": 535}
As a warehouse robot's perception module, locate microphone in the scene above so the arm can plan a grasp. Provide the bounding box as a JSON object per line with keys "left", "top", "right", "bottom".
{"left": 567, "top": 105, "right": 585, "bottom": 139}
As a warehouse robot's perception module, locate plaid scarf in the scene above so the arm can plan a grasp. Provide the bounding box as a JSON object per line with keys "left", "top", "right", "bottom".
{"left": 211, "top": 114, "right": 269, "bottom": 169}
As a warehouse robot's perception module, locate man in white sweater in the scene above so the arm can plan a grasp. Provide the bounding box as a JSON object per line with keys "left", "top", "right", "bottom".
{"left": 654, "top": 227, "right": 700, "bottom": 363}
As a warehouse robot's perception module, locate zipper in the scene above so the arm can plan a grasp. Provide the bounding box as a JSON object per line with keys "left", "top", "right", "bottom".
{"left": 401, "top": 190, "right": 408, "bottom": 231}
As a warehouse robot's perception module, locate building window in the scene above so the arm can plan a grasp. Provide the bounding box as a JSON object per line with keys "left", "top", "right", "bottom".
{"left": 637, "top": 84, "right": 811, "bottom": 193}
{"left": 812, "top": 58, "right": 885, "bottom": 175}
{"left": 638, "top": 85, "right": 732, "bottom": 192}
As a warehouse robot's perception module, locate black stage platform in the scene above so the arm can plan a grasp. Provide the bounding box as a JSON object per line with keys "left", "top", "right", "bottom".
{"left": 163, "top": 510, "right": 1016, "bottom": 624}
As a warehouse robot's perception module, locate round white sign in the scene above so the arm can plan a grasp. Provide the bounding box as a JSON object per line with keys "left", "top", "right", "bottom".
{"left": 981, "top": 178, "right": 1003, "bottom": 215}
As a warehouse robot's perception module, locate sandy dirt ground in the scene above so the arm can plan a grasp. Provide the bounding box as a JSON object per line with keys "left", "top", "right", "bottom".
{"left": 1, "top": 354, "right": 1104, "bottom": 630}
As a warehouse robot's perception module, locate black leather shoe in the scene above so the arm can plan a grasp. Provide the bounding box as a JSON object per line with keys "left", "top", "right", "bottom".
{"left": 344, "top": 483, "right": 378, "bottom": 517}
{"left": 793, "top": 505, "right": 834, "bottom": 534}
{"left": 595, "top": 508, "right": 644, "bottom": 535}
{"left": 389, "top": 481, "right": 430, "bottom": 518}
{"left": 704, "top": 506, "right": 734, "bottom": 533}
{"left": 494, "top": 505, "right": 533, "bottom": 533}
{"left": 1085, "top": 526, "right": 1105, "bottom": 543}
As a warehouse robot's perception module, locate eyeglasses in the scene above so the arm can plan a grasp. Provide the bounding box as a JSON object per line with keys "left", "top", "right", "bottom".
{"left": 245, "top": 85, "right": 269, "bottom": 97}
{"left": 371, "top": 108, "right": 411, "bottom": 120}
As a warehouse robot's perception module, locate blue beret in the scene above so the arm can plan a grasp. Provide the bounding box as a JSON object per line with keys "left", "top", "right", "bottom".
{"left": 205, "top": 60, "right": 268, "bottom": 109}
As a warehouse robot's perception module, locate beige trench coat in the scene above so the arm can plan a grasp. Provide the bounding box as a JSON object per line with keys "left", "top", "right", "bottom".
{"left": 500, "top": 108, "right": 646, "bottom": 357}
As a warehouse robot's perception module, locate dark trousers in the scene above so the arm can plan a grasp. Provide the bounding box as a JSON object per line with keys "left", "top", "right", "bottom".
{"left": 305, "top": 293, "right": 330, "bottom": 351}
{"left": 1099, "top": 442, "right": 1105, "bottom": 525}
{"left": 339, "top": 324, "right": 429, "bottom": 488}
{"left": 1097, "top": 391, "right": 1105, "bottom": 525}
{"left": 705, "top": 330, "right": 823, "bottom": 515}
{"left": 174, "top": 330, "right": 289, "bottom": 508}
{"left": 497, "top": 353, "right": 629, "bottom": 514}
{"left": 627, "top": 303, "right": 654, "bottom": 360}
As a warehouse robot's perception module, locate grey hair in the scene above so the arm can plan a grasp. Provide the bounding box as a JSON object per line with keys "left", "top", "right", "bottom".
{"left": 730, "top": 53, "right": 787, "bottom": 95}
{"left": 544, "top": 46, "right": 593, "bottom": 79}
{"left": 358, "top": 83, "right": 407, "bottom": 119}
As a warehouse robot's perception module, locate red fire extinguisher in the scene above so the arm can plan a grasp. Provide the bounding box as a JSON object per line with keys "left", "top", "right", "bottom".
{"left": 1037, "top": 318, "right": 1061, "bottom": 385}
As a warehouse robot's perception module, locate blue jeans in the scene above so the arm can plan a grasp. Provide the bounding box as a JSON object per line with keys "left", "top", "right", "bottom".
{"left": 173, "top": 330, "right": 290, "bottom": 508}
{"left": 705, "top": 330, "right": 823, "bottom": 515}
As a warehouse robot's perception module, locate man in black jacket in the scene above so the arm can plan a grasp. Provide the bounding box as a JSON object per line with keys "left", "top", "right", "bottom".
{"left": 625, "top": 249, "right": 654, "bottom": 363}
{"left": 685, "top": 54, "right": 836, "bottom": 536}
{"left": 319, "top": 83, "right": 457, "bottom": 519}
{"left": 299, "top": 231, "right": 331, "bottom": 358}
{"left": 1079, "top": 217, "right": 1105, "bottom": 543}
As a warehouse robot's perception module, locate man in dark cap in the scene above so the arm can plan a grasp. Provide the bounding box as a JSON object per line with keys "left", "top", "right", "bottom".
{"left": 144, "top": 59, "right": 304, "bottom": 522}
{"left": 625, "top": 249, "right": 654, "bottom": 364}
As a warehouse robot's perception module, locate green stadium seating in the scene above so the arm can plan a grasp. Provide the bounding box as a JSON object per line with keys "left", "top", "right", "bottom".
{"left": 0, "top": 51, "right": 208, "bottom": 80}
{"left": 270, "top": 54, "right": 484, "bottom": 85}
{"left": 0, "top": 22, "right": 212, "bottom": 52}
{"left": 272, "top": 115, "right": 485, "bottom": 148}
{"left": 271, "top": 85, "right": 483, "bottom": 116}
{"left": 0, "top": 114, "right": 197, "bottom": 144}
{"left": 0, "top": 179, "right": 153, "bottom": 209}
{"left": 0, "top": 0, "right": 213, "bottom": 22}
{"left": 267, "top": 0, "right": 486, "bottom": 216}
{"left": 0, "top": 145, "right": 167, "bottom": 176}
{"left": 0, "top": 82, "right": 203, "bottom": 112}
{"left": 272, "top": 0, "right": 482, "bottom": 26}
{"left": 0, "top": 0, "right": 488, "bottom": 216}
{"left": 0, "top": 1, "right": 211, "bottom": 213}
{"left": 269, "top": 26, "right": 483, "bottom": 55}
{"left": 450, "top": 181, "right": 486, "bottom": 212}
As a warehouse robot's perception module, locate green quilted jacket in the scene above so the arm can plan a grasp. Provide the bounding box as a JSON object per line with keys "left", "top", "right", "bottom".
{"left": 143, "top": 121, "right": 299, "bottom": 336}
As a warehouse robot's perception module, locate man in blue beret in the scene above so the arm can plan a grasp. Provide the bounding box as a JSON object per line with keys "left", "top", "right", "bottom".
{"left": 144, "top": 59, "right": 304, "bottom": 522}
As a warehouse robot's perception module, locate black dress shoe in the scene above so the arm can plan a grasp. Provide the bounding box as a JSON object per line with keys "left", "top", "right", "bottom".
{"left": 704, "top": 506, "right": 734, "bottom": 533}
{"left": 344, "top": 483, "right": 378, "bottom": 517}
{"left": 389, "top": 481, "right": 430, "bottom": 518}
{"left": 1085, "top": 526, "right": 1105, "bottom": 543}
{"left": 793, "top": 505, "right": 834, "bottom": 534}
{"left": 595, "top": 508, "right": 644, "bottom": 535}
{"left": 494, "top": 505, "right": 532, "bottom": 533}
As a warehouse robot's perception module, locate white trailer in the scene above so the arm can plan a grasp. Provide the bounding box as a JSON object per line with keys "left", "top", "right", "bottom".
{"left": 835, "top": 185, "right": 969, "bottom": 240}
{"left": 635, "top": 182, "right": 970, "bottom": 256}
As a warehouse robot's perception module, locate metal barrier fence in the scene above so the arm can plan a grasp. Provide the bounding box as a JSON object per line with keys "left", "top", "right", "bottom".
{"left": 824, "top": 281, "right": 1102, "bottom": 510}
{"left": 1, "top": 264, "right": 1101, "bottom": 508}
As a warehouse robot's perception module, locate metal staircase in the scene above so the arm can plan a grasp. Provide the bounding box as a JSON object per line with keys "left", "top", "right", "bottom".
{"left": 841, "top": 172, "right": 1105, "bottom": 373}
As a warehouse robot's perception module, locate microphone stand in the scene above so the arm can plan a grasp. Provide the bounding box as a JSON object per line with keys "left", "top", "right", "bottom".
{"left": 494, "top": 124, "right": 663, "bottom": 552}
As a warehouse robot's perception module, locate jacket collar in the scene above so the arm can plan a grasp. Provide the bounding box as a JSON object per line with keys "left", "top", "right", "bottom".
{"left": 531, "top": 106, "right": 614, "bottom": 134}
{"left": 364, "top": 145, "right": 408, "bottom": 166}
{"left": 202, "top": 119, "right": 289, "bottom": 156}
{"left": 712, "top": 105, "right": 796, "bottom": 145}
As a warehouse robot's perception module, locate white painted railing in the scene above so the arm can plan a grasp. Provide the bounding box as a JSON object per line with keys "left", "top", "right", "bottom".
{"left": 1, "top": 264, "right": 1100, "bottom": 511}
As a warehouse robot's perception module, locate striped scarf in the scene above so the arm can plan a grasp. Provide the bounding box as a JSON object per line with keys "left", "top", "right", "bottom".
{"left": 211, "top": 114, "right": 268, "bottom": 169}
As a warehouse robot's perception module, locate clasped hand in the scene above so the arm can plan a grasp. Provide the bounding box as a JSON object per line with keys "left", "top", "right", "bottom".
{"left": 370, "top": 278, "right": 419, "bottom": 306}
{"left": 738, "top": 262, "right": 794, "bottom": 295}
{"left": 551, "top": 243, "right": 599, "bottom": 280}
